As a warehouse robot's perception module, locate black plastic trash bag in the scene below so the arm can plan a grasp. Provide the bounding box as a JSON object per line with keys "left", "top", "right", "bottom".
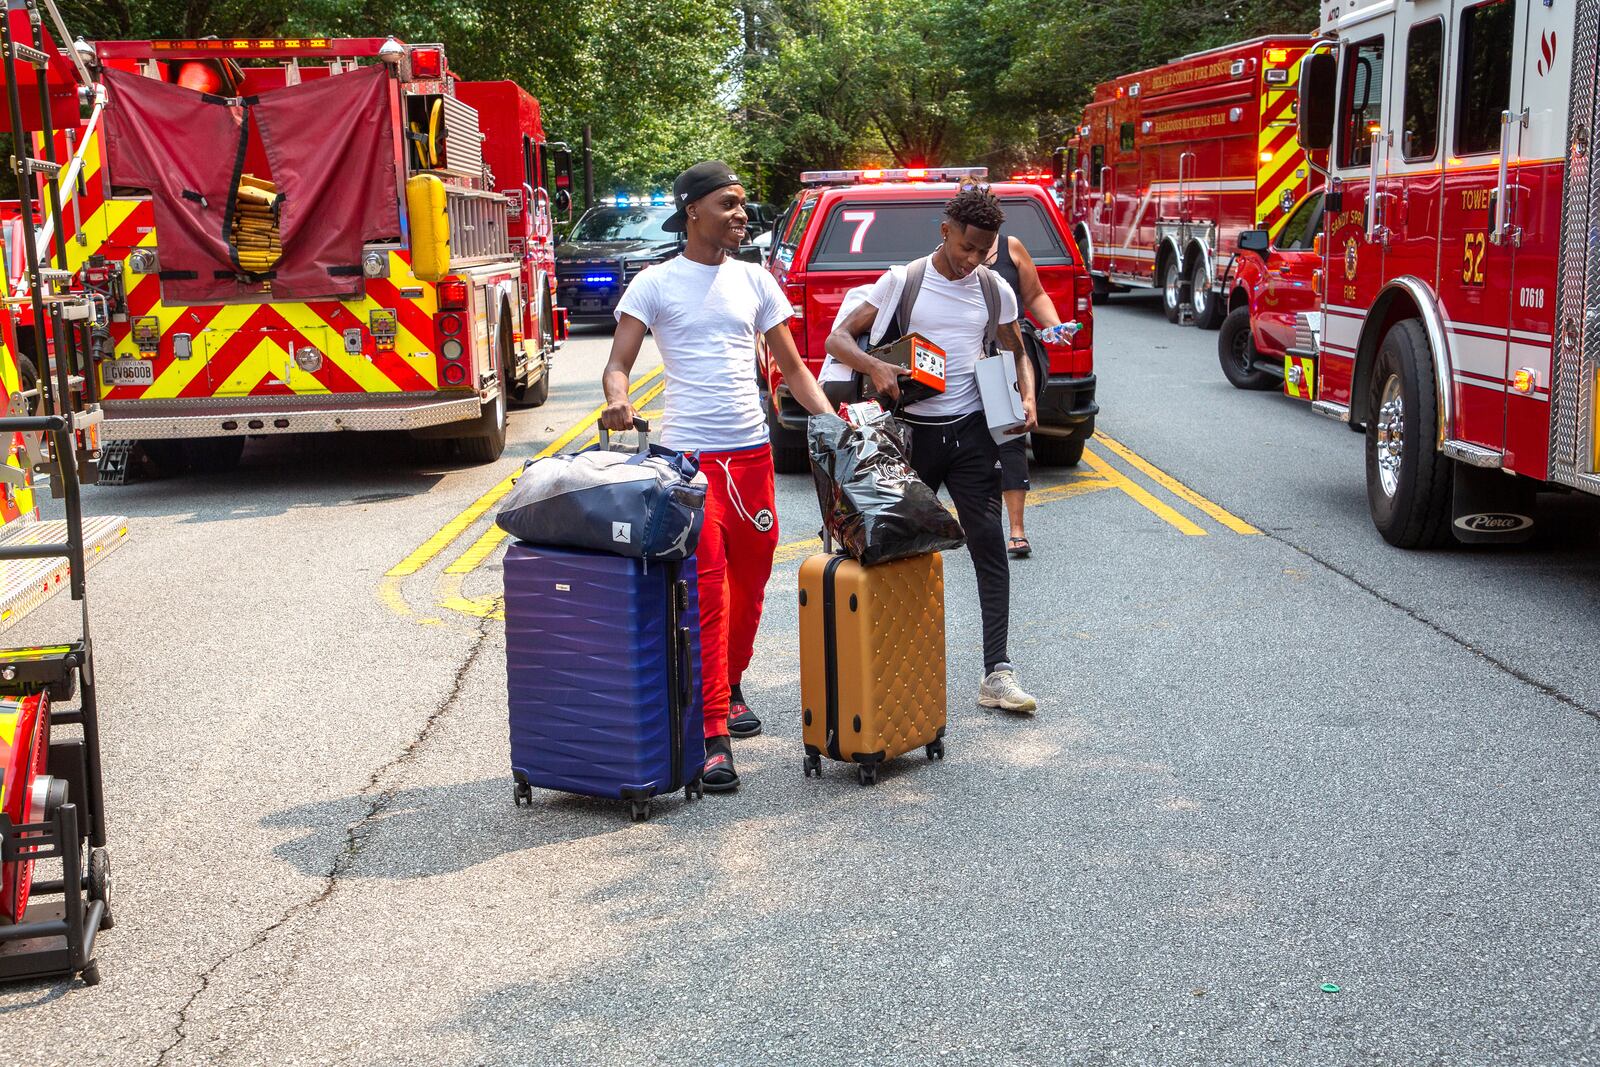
{"left": 808, "top": 410, "right": 966, "bottom": 566}
{"left": 496, "top": 422, "right": 708, "bottom": 561}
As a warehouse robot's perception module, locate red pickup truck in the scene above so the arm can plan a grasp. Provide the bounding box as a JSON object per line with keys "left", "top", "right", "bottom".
{"left": 1215, "top": 190, "right": 1324, "bottom": 399}
{"left": 759, "top": 168, "right": 1097, "bottom": 471}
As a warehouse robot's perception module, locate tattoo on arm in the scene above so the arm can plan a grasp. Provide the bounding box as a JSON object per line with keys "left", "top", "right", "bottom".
{"left": 998, "top": 321, "right": 1026, "bottom": 354}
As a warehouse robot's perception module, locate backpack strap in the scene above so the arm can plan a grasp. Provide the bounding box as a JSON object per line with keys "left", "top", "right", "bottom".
{"left": 974, "top": 264, "right": 1001, "bottom": 354}
{"left": 895, "top": 256, "right": 929, "bottom": 340}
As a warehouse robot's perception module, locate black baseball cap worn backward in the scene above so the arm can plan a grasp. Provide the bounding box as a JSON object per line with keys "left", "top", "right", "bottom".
{"left": 663, "top": 160, "right": 742, "bottom": 233}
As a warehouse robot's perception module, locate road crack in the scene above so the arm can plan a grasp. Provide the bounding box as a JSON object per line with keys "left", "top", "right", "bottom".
{"left": 153, "top": 612, "right": 496, "bottom": 1066}
{"left": 1270, "top": 533, "right": 1600, "bottom": 725}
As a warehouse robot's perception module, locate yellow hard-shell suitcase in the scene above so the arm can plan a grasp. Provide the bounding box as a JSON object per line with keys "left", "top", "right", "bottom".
{"left": 798, "top": 550, "right": 946, "bottom": 785}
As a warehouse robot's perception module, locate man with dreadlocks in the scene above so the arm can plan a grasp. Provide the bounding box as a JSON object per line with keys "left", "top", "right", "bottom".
{"left": 825, "top": 184, "right": 1040, "bottom": 714}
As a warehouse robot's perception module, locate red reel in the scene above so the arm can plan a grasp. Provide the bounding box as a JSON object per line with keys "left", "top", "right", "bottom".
{"left": 0, "top": 692, "right": 49, "bottom": 923}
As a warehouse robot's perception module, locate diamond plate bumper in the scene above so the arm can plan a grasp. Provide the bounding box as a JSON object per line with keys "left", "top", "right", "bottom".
{"left": 0, "top": 515, "right": 128, "bottom": 632}
{"left": 102, "top": 395, "right": 482, "bottom": 440}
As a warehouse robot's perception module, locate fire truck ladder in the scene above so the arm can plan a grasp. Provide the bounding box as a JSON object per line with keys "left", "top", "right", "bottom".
{"left": 0, "top": 0, "right": 121, "bottom": 987}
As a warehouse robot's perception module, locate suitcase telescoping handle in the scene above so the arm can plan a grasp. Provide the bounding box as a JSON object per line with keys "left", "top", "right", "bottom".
{"left": 673, "top": 578, "right": 693, "bottom": 706}
{"left": 597, "top": 416, "right": 651, "bottom": 455}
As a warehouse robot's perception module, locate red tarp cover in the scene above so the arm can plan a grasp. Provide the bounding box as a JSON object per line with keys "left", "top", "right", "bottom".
{"left": 101, "top": 65, "right": 399, "bottom": 304}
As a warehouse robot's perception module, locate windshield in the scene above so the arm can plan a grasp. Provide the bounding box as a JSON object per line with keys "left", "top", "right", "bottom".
{"left": 571, "top": 206, "right": 676, "bottom": 243}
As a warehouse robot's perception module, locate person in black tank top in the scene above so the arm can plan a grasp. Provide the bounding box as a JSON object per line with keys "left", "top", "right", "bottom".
{"left": 985, "top": 231, "right": 1067, "bottom": 559}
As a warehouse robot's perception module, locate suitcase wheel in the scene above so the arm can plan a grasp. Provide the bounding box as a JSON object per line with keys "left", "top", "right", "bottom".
{"left": 925, "top": 739, "right": 945, "bottom": 761}
{"left": 629, "top": 799, "right": 653, "bottom": 822}
{"left": 686, "top": 776, "right": 704, "bottom": 800}
{"left": 513, "top": 782, "right": 533, "bottom": 807}
{"left": 857, "top": 764, "right": 878, "bottom": 787}
{"left": 803, "top": 753, "right": 822, "bottom": 779}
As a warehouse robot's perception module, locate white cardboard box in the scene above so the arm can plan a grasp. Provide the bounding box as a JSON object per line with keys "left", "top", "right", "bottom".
{"left": 975, "top": 350, "right": 1026, "bottom": 444}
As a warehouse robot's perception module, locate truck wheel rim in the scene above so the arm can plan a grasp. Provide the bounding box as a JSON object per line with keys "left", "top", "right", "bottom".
{"left": 1230, "top": 327, "right": 1251, "bottom": 372}
{"left": 1375, "top": 375, "right": 1404, "bottom": 498}
{"left": 1192, "top": 269, "right": 1209, "bottom": 317}
{"left": 1164, "top": 263, "right": 1180, "bottom": 309}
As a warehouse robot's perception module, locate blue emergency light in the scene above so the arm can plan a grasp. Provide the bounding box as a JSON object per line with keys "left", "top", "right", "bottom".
{"left": 581, "top": 274, "right": 616, "bottom": 285}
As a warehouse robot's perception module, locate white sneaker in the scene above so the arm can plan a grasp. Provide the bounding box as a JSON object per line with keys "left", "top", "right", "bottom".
{"left": 978, "top": 664, "right": 1038, "bottom": 714}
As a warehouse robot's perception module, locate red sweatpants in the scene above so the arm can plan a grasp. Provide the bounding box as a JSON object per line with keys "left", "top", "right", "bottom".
{"left": 693, "top": 444, "right": 780, "bottom": 738}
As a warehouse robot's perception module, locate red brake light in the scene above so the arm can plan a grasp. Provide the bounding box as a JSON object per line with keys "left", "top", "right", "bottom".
{"left": 1074, "top": 273, "right": 1093, "bottom": 315}
{"left": 437, "top": 277, "right": 467, "bottom": 310}
{"left": 410, "top": 48, "right": 443, "bottom": 80}
{"left": 441, "top": 361, "right": 467, "bottom": 386}
{"left": 437, "top": 312, "right": 463, "bottom": 336}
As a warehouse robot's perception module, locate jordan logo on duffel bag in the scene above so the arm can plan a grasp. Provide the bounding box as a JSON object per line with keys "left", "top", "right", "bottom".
{"left": 613, "top": 521, "right": 632, "bottom": 544}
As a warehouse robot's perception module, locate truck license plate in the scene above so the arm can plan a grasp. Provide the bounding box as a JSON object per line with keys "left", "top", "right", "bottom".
{"left": 104, "top": 360, "right": 154, "bottom": 387}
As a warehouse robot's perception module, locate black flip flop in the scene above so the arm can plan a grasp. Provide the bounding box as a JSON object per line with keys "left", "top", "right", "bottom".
{"left": 701, "top": 738, "right": 740, "bottom": 793}
{"left": 1008, "top": 537, "right": 1032, "bottom": 559}
{"left": 728, "top": 703, "right": 763, "bottom": 738}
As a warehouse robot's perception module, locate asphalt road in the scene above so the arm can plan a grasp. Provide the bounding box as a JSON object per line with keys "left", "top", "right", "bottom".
{"left": 2, "top": 300, "right": 1598, "bottom": 1066}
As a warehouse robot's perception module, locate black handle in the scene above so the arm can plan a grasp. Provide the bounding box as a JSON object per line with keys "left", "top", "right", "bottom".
{"left": 597, "top": 415, "right": 651, "bottom": 454}
{"left": 677, "top": 625, "right": 692, "bottom": 706}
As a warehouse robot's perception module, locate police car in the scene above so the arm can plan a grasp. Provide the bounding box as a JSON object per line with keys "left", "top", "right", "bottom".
{"left": 555, "top": 195, "right": 681, "bottom": 326}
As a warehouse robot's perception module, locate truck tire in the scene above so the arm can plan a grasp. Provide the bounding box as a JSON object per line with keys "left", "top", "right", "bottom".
{"left": 513, "top": 293, "right": 553, "bottom": 408}
{"left": 1190, "top": 258, "right": 1225, "bottom": 330}
{"left": 1161, "top": 258, "right": 1184, "bottom": 324}
{"left": 1090, "top": 274, "right": 1110, "bottom": 306}
{"left": 767, "top": 399, "right": 809, "bottom": 474}
{"left": 1030, "top": 432, "right": 1085, "bottom": 468}
{"left": 1365, "top": 318, "right": 1453, "bottom": 549}
{"left": 1217, "top": 307, "right": 1277, "bottom": 390}
{"left": 457, "top": 326, "right": 511, "bottom": 464}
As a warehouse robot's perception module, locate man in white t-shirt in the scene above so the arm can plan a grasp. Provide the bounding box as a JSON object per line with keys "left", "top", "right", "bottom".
{"left": 602, "top": 161, "right": 832, "bottom": 794}
{"left": 825, "top": 185, "right": 1040, "bottom": 714}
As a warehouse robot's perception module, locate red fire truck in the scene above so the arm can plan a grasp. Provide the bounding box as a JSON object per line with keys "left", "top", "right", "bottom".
{"left": 1215, "top": 189, "right": 1325, "bottom": 397}
{"left": 1293, "top": 0, "right": 1589, "bottom": 547}
{"left": 56, "top": 36, "right": 570, "bottom": 477}
{"left": 1062, "top": 35, "right": 1321, "bottom": 327}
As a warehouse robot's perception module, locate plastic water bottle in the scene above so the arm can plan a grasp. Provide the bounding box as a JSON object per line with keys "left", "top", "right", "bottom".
{"left": 1036, "top": 321, "right": 1083, "bottom": 345}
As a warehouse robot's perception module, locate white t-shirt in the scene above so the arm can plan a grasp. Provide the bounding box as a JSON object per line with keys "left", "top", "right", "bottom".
{"left": 616, "top": 255, "right": 791, "bottom": 452}
{"left": 862, "top": 264, "right": 1019, "bottom": 418}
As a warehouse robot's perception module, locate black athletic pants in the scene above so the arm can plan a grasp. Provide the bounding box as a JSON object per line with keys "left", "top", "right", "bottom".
{"left": 906, "top": 412, "right": 1010, "bottom": 674}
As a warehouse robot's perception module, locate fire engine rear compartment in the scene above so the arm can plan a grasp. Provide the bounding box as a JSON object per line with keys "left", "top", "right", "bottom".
{"left": 1550, "top": 0, "right": 1600, "bottom": 496}
{"left": 100, "top": 63, "right": 401, "bottom": 306}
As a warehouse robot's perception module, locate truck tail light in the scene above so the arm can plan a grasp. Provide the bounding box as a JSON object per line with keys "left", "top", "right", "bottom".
{"left": 410, "top": 47, "right": 443, "bottom": 80}
{"left": 1071, "top": 273, "right": 1093, "bottom": 355}
{"left": 437, "top": 277, "right": 467, "bottom": 310}
{"left": 440, "top": 361, "right": 468, "bottom": 387}
{"left": 785, "top": 280, "right": 804, "bottom": 319}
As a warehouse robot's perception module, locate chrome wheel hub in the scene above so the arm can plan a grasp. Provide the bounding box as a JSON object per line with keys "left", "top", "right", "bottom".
{"left": 1375, "top": 375, "right": 1404, "bottom": 498}
{"left": 1164, "top": 264, "right": 1180, "bottom": 309}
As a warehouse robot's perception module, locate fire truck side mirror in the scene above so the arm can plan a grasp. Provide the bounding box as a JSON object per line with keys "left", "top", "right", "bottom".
{"left": 1238, "top": 229, "right": 1272, "bottom": 258}
{"left": 1050, "top": 147, "right": 1066, "bottom": 184}
{"left": 1298, "top": 52, "right": 1338, "bottom": 152}
{"left": 553, "top": 149, "right": 575, "bottom": 221}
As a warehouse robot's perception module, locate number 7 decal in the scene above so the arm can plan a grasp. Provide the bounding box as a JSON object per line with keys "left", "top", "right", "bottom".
{"left": 841, "top": 210, "right": 876, "bottom": 254}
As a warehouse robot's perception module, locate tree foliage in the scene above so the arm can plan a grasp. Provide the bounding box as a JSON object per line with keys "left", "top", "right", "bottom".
{"left": 61, "top": 0, "right": 1318, "bottom": 201}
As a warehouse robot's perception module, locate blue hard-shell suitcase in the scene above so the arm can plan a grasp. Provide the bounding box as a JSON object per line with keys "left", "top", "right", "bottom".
{"left": 505, "top": 542, "right": 705, "bottom": 820}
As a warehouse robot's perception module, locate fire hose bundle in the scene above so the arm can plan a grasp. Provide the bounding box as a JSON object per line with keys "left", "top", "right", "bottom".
{"left": 231, "top": 174, "right": 281, "bottom": 275}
